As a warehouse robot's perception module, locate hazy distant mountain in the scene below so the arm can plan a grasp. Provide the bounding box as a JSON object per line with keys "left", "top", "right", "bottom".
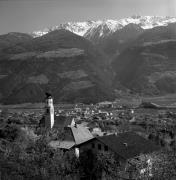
{"left": 0, "top": 29, "right": 113, "bottom": 104}
{"left": 112, "top": 23, "right": 176, "bottom": 95}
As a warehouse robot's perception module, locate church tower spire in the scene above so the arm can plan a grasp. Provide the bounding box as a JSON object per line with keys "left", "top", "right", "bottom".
{"left": 45, "top": 92, "right": 54, "bottom": 129}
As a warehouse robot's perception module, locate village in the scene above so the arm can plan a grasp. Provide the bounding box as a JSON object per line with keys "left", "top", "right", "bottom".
{"left": 1, "top": 94, "right": 176, "bottom": 179}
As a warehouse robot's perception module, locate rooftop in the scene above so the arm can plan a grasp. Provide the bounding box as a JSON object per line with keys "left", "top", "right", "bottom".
{"left": 97, "top": 132, "right": 160, "bottom": 159}
{"left": 49, "top": 124, "right": 94, "bottom": 149}
{"left": 53, "top": 115, "right": 73, "bottom": 129}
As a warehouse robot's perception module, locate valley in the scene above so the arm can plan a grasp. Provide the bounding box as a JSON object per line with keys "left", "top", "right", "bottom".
{"left": 1, "top": 13, "right": 176, "bottom": 179}
{"left": 0, "top": 16, "right": 176, "bottom": 104}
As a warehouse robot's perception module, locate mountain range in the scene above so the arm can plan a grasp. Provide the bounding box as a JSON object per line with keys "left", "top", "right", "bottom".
{"left": 32, "top": 16, "right": 176, "bottom": 39}
{"left": 0, "top": 16, "right": 176, "bottom": 104}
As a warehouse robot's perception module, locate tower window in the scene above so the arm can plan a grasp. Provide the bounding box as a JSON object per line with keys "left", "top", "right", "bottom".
{"left": 104, "top": 145, "right": 108, "bottom": 151}
{"left": 98, "top": 144, "right": 101, "bottom": 150}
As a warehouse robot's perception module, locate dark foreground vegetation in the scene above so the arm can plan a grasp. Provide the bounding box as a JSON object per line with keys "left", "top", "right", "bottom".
{"left": 0, "top": 109, "right": 176, "bottom": 180}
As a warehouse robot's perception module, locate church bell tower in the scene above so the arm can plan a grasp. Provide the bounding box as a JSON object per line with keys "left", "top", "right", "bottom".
{"left": 45, "top": 93, "right": 54, "bottom": 129}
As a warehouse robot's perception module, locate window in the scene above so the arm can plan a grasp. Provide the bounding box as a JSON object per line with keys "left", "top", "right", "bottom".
{"left": 92, "top": 143, "right": 95, "bottom": 148}
{"left": 98, "top": 144, "right": 101, "bottom": 150}
{"left": 104, "top": 145, "right": 108, "bottom": 151}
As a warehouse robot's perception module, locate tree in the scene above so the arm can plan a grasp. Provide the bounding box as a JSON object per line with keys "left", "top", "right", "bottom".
{"left": 0, "top": 130, "right": 79, "bottom": 180}
{"left": 79, "top": 150, "right": 120, "bottom": 180}
{"left": 126, "top": 150, "right": 176, "bottom": 180}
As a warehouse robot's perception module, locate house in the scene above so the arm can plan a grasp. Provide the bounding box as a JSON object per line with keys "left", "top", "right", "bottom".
{"left": 98, "top": 101, "right": 113, "bottom": 108}
{"left": 75, "top": 132, "right": 160, "bottom": 179}
{"left": 40, "top": 114, "right": 76, "bottom": 129}
{"left": 77, "top": 132, "right": 160, "bottom": 164}
{"left": 49, "top": 124, "right": 93, "bottom": 154}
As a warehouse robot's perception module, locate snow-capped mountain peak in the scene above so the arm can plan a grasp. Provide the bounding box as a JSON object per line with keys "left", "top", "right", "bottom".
{"left": 32, "top": 16, "right": 176, "bottom": 38}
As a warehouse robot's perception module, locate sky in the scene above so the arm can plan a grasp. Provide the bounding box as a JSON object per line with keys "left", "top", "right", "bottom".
{"left": 0, "top": 0, "right": 176, "bottom": 35}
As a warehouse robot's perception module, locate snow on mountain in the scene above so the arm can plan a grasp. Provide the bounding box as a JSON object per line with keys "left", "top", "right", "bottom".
{"left": 120, "top": 16, "right": 176, "bottom": 29}
{"left": 32, "top": 21, "right": 95, "bottom": 37}
{"left": 32, "top": 16, "right": 176, "bottom": 38}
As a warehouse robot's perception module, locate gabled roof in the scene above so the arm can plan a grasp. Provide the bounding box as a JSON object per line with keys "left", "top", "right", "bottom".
{"left": 39, "top": 114, "right": 74, "bottom": 129}
{"left": 49, "top": 125, "right": 94, "bottom": 150}
{"left": 49, "top": 140, "right": 75, "bottom": 150}
{"left": 70, "top": 125, "right": 94, "bottom": 145}
{"left": 53, "top": 115, "right": 73, "bottom": 129}
{"left": 97, "top": 132, "right": 160, "bottom": 159}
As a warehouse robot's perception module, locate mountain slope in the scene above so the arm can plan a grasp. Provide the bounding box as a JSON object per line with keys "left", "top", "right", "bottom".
{"left": 0, "top": 30, "right": 113, "bottom": 104}
{"left": 97, "top": 23, "right": 144, "bottom": 57}
{"left": 1, "top": 17, "right": 176, "bottom": 103}
{"left": 112, "top": 24, "right": 176, "bottom": 95}
{"left": 134, "top": 23, "right": 176, "bottom": 45}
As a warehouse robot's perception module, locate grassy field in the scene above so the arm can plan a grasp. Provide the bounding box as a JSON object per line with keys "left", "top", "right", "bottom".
{"left": 0, "top": 94, "right": 176, "bottom": 111}
{"left": 142, "top": 94, "right": 176, "bottom": 106}
{"left": 115, "top": 94, "right": 176, "bottom": 107}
